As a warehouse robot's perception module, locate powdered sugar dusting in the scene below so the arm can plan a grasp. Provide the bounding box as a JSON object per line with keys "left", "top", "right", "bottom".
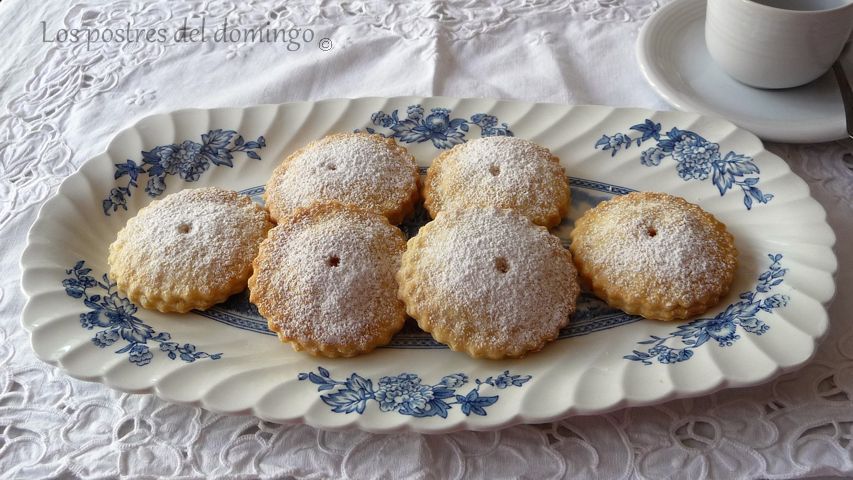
{"left": 571, "top": 193, "right": 736, "bottom": 305}
{"left": 110, "top": 187, "right": 270, "bottom": 297}
{"left": 265, "top": 133, "right": 417, "bottom": 222}
{"left": 427, "top": 136, "right": 568, "bottom": 225}
{"left": 402, "top": 208, "right": 578, "bottom": 356}
{"left": 253, "top": 207, "right": 405, "bottom": 351}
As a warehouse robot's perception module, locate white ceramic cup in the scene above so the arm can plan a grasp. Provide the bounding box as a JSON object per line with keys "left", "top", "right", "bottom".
{"left": 706, "top": 0, "right": 853, "bottom": 89}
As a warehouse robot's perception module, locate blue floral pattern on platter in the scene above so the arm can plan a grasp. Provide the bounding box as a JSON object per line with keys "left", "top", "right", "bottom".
{"left": 85, "top": 108, "right": 790, "bottom": 372}
{"left": 595, "top": 119, "right": 773, "bottom": 210}
{"left": 298, "top": 367, "right": 531, "bottom": 417}
{"left": 63, "top": 261, "right": 222, "bottom": 366}
{"left": 358, "top": 104, "right": 513, "bottom": 149}
{"left": 199, "top": 288, "right": 642, "bottom": 347}
{"left": 102, "top": 130, "right": 265, "bottom": 215}
{"left": 625, "top": 254, "right": 789, "bottom": 365}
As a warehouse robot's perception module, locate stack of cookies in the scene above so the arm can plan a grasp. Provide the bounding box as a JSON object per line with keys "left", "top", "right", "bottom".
{"left": 402, "top": 136, "right": 579, "bottom": 359}
{"left": 108, "top": 131, "right": 737, "bottom": 360}
{"left": 252, "top": 133, "right": 419, "bottom": 357}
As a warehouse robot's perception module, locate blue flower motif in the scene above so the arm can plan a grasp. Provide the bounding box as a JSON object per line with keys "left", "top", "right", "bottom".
{"left": 625, "top": 254, "right": 790, "bottom": 365}
{"left": 80, "top": 310, "right": 109, "bottom": 329}
{"left": 128, "top": 344, "right": 153, "bottom": 366}
{"left": 655, "top": 347, "right": 694, "bottom": 364}
{"left": 146, "top": 174, "right": 167, "bottom": 197}
{"left": 492, "top": 375, "right": 512, "bottom": 389}
{"left": 104, "top": 187, "right": 129, "bottom": 213}
{"left": 64, "top": 261, "right": 222, "bottom": 366}
{"left": 93, "top": 328, "right": 120, "bottom": 348}
{"left": 323, "top": 377, "right": 373, "bottom": 414}
{"left": 142, "top": 141, "right": 209, "bottom": 191}
{"left": 641, "top": 147, "right": 666, "bottom": 167}
{"left": 439, "top": 373, "right": 468, "bottom": 389}
{"left": 102, "top": 292, "right": 138, "bottom": 319}
{"left": 374, "top": 373, "right": 435, "bottom": 413}
{"left": 679, "top": 317, "right": 739, "bottom": 347}
{"left": 406, "top": 105, "right": 424, "bottom": 119}
{"left": 62, "top": 269, "right": 97, "bottom": 298}
{"left": 172, "top": 140, "right": 207, "bottom": 181}
{"left": 609, "top": 133, "right": 629, "bottom": 150}
{"left": 299, "top": 368, "right": 531, "bottom": 418}
{"left": 103, "top": 130, "right": 265, "bottom": 215}
{"left": 672, "top": 135, "right": 719, "bottom": 181}
{"left": 370, "top": 111, "right": 390, "bottom": 127}
{"left": 178, "top": 343, "right": 198, "bottom": 362}
{"left": 738, "top": 316, "right": 769, "bottom": 335}
{"left": 416, "top": 109, "right": 466, "bottom": 148}
{"left": 596, "top": 120, "right": 773, "bottom": 210}
{"left": 471, "top": 113, "right": 498, "bottom": 130}
{"left": 484, "top": 370, "right": 533, "bottom": 389}
{"left": 359, "top": 104, "right": 513, "bottom": 149}
{"left": 762, "top": 294, "right": 788, "bottom": 310}
{"left": 144, "top": 145, "right": 181, "bottom": 176}
{"left": 79, "top": 292, "right": 134, "bottom": 332}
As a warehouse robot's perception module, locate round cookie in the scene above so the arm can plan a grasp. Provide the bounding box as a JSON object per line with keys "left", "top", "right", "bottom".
{"left": 108, "top": 187, "right": 273, "bottom": 313}
{"left": 423, "top": 136, "right": 570, "bottom": 228}
{"left": 263, "top": 132, "right": 419, "bottom": 225}
{"left": 569, "top": 191, "right": 738, "bottom": 321}
{"left": 398, "top": 207, "right": 580, "bottom": 359}
{"left": 249, "top": 203, "right": 407, "bottom": 357}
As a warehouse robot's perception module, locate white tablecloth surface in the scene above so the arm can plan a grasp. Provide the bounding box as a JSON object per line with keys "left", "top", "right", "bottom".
{"left": 1, "top": 0, "right": 852, "bottom": 478}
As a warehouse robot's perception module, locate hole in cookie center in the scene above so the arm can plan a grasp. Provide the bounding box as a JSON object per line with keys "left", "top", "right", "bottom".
{"left": 177, "top": 223, "right": 192, "bottom": 234}
{"left": 494, "top": 256, "right": 509, "bottom": 273}
{"left": 326, "top": 255, "right": 340, "bottom": 267}
{"left": 489, "top": 164, "right": 501, "bottom": 176}
{"left": 326, "top": 163, "right": 337, "bottom": 171}
{"left": 646, "top": 226, "right": 657, "bottom": 237}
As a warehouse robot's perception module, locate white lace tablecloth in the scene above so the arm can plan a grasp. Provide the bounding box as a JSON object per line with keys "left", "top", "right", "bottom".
{"left": 2, "top": 0, "right": 852, "bottom": 478}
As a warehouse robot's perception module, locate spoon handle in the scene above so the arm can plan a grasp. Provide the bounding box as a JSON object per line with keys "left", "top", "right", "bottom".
{"left": 832, "top": 61, "right": 853, "bottom": 142}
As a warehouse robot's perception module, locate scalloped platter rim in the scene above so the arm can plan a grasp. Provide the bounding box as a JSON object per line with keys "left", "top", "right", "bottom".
{"left": 20, "top": 97, "right": 837, "bottom": 433}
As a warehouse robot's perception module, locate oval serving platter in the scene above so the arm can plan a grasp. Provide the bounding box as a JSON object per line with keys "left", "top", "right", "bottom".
{"left": 21, "top": 97, "right": 837, "bottom": 433}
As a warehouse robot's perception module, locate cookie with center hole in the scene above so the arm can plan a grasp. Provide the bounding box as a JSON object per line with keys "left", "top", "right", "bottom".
{"left": 108, "top": 187, "right": 273, "bottom": 313}
{"left": 569, "top": 191, "right": 738, "bottom": 321}
{"left": 397, "top": 207, "right": 580, "bottom": 359}
{"left": 249, "top": 202, "right": 407, "bottom": 357}
{"left": 263, "top": 132, "right": 419, "bottom": 225}
{"left": 423, "top": 136, "right": 570, "bottom": 228}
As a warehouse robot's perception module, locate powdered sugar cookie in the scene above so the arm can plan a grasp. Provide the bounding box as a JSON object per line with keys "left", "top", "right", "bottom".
{"left": 398, "top": 207, "right": 580, "bottom": 359}
{"left": 264, "top": 133, "right": 419, "bottom": 225}
{"left": 249, "top": 203, "right": 407, "bottom": 357}
{"left": 569, "top": 191, "right": 738, "bottom": 321}
{"left": 108, "top": 187, "right": 273, "bottom": 313}
{"left": 423, "top": 136, "right": 569, "bottom": 228}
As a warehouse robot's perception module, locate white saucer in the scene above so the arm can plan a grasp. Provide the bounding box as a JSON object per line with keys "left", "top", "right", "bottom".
{"left": 637, "top": 0, "right": 849, "bottom": 144}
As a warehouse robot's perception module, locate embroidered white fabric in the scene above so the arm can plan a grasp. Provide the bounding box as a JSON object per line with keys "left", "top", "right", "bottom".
{"left": 1, "top": 0, "right": 851, "bottom": 478}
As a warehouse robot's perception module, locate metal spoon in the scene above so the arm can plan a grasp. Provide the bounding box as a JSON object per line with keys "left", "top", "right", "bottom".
{"left": 832, "top": 60, "right": 853, "bottom": 142}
